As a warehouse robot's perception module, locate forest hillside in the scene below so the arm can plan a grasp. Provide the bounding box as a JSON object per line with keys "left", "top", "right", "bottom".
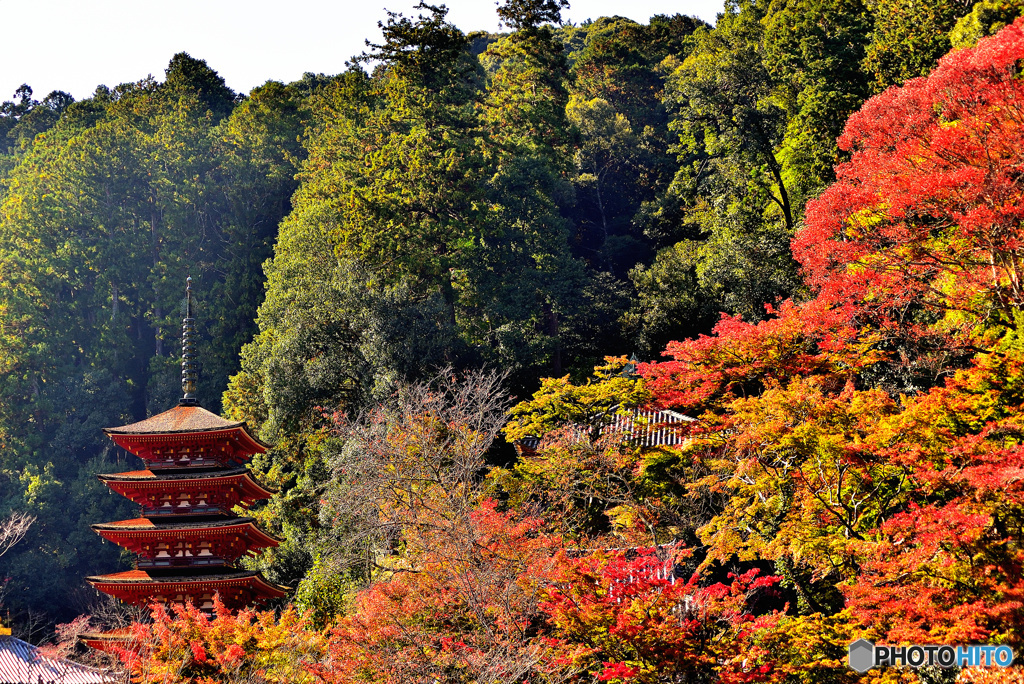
{"left": 4, "top": 0, "right": 1024, "bottom": 680}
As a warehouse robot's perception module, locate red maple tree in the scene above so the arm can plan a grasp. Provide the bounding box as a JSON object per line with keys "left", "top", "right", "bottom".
{"left": 796, "top": 17, "right": 1024, "bottom": 342}
{"left": 639, "top": 18, "right": 1024, "bottom": 648}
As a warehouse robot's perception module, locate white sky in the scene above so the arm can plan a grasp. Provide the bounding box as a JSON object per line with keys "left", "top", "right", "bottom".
{"left": 0, "top": 0, "right": 724, "bottom": 102}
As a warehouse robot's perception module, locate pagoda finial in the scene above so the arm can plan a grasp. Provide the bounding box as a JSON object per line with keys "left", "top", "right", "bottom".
{"left": 180, "top": 276, "right": 199, "bottom": 406}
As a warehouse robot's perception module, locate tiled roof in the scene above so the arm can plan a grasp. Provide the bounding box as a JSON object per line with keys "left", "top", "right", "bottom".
{"left": 104, "top": 405, "right": 245, "bottom": 435}
{"left": 99, "top": 469, "right": 153, "bottom": 479}
{"left": 0, "top": 635, "right": 114, "bottom": 683}
{"left": 85, "top": 570, "right": 290, "bottom": 598}
{"left": 86, "top": 569, "right": 259, "bottom": 583}
{"left": 97, "top": 467, "right": 251, "bottom": 481}
{"left": 92, "top": 517, "right": 255, "bottom": 531}
{"left": 94, "top": 517, "right": 153, "bottom": 529}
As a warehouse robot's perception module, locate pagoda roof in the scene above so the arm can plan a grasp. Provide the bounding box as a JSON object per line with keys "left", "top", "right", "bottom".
{"left": 98, "top": 466, "right": 250, "bottom": 481}
{"left": 85, "top": 569, "right": 288, "bottom": 598}
{"left": 89, "top": 568, "right": 253, "bottom": 582}
{"left": 93, "top": 516, "right": 246, "bottom": 530}
{"left": 96, "top": 467, "right": 276, "bottom": 495}
{"left": 104, "top": 405, "right": 268, "bottom": 452}
{"left": 91, "top": 517, "right": 281, "bottom": 554}
{"left": 92, "top": 515, "right": 273, "bottom": 534}
{"left": 106, "top": 405, "right": 243, "bottom": 435}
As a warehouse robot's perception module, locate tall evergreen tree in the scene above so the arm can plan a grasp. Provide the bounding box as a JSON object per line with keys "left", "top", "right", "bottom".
{"left": 0, "top": 55, "right": 304, "bottom": 624}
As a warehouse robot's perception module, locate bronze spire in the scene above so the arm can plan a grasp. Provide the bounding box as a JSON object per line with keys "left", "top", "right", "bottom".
{"left": 180, "top": 276, "right": 199, "bottom": 406}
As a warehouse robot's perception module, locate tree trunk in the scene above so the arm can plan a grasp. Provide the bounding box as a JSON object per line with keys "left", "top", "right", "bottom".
{"left": 151, "top": 205, "right": 163, "bottom": 357}
{"left": 544, "top": 303, "right": 561, "bottom": 374}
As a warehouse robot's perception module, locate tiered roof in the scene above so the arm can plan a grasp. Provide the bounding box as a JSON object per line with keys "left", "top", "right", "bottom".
{"left": 103, "top": 405, "right": 267, "bottom": 464}
{"left": 86, "top": 569, "right": 286, "bottom": 605}
{"left": 87, "top": 401, "right": 286, "bottom": 609}
{"left": 85, "top": 277, "right": 285, "bottom": 616}
{"left": 92, "top": 516, "right": 280, "bottom": 560}
{"left": 97, "top": 467, "right": 274, "bottom": 511}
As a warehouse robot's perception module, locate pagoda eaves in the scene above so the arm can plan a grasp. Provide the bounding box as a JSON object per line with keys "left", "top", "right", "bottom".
{"left": 86, "top": 570, "right": 287, "bottom": 610}
{"left": 103, "top": 405, "right": 267, "bottom": 465}
{"left": 92, "top": 516, "right": 280, "bottom": 564}
{"left": 97, "top": 467, "right": 275, "bottom": 514}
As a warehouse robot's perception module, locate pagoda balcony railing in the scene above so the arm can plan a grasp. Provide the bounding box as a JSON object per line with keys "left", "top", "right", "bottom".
{"left": 150, "top": 457, "right": 227, "bottom": 469}
{"left": 146, "top": 505, "right": 227, "bottom": 516}
{"left": 138, "top": 556, "right": 228, "bottom": 569}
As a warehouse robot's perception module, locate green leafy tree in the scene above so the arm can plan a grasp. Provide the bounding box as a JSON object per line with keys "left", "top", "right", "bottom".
{"left": 333, "top": 4, "right": 488, "bottom": 304}
{"left": 224, "top": 5, "right": 489, "bottom": 591}
{"left": 763, "top": 0, "right": 872, "bottom": 193}
{"left": 655, "top": 0, "right": 802, "bottom": 324}
{"left": 667, "top": 2, "right": 795, "bottom": 233}
{"left": 0, "top": 55, "right": 303, "bottom": 625}
{"left": 950, "top": 0, "right": 1024, "bottom": 48}
{"left": 480, "top": 0, "right": 595, "bottom": 376}
{"left": 862, "top": 0, "right": 975, "bottom": 90}
{"left": 627, "top": 240, "right": 716, "bottom": 354}
{"left": 566, "top": 15, "right": 705, "bottom": 274}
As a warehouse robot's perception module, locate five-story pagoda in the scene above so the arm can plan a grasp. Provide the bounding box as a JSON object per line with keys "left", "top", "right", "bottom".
{"left": 85, "top": 278, "right": 286, "bottom": 612}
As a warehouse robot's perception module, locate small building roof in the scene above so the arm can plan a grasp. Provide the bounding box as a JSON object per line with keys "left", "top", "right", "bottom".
{"left": 0, "top": 635, "right": 114, "bottom": 683}
{"left": 77, "top": 629, "right": 134, "bottom": 655}
{"left": 514, "top": 407, "right": 693, "bottom": 457}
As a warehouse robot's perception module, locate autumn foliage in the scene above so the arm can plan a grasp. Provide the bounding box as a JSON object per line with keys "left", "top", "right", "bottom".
{"left": 539, "top": 548, "right": 788, "bottom": 683}
{"left": 88, "top": 18, "right": 1024, "bottom": 684}
{"left": 797, "top": 17, "right": 1024, "bottom": 340}
{"left": 639, "top": 16, "right": 1024, "bottom": 650}
{"left": 308, "top": 502, "right": 561, "bottom": 684}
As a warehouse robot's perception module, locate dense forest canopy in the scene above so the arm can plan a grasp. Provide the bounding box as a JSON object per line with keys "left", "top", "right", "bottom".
{"left": 4, "top": 0, "right": 1024, "bottom": 680}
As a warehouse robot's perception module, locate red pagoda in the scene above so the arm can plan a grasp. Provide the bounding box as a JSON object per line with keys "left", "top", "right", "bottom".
{"left": 85, "top": 278, "right": 286, "bottom": 616}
